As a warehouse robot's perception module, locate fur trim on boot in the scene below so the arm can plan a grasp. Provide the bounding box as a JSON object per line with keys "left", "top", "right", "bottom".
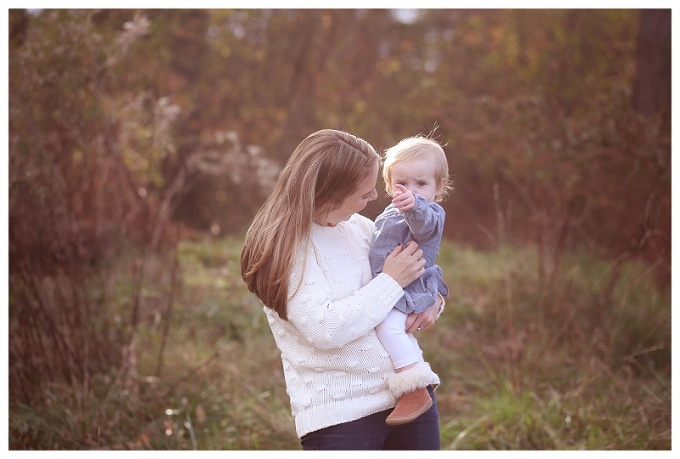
{"left": 387, "top": 362, "right": 439, "bottom": 398}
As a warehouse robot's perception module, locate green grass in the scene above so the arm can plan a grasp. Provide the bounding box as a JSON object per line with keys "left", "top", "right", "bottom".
{"left": 9, "top": 236, "right": 671, "bottom": 450}
{"left": 427, "top": 243, "right": 670, "bottom": 450}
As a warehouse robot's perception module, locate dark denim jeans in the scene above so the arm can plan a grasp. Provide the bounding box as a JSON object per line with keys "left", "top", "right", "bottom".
{"left": 300, "top": 386, "right": 440, "bottom": 450}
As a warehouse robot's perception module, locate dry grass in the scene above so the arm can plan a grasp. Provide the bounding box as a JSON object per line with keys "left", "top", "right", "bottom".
{"left": 8, "top": 236, "right": 671, "bottom": 450}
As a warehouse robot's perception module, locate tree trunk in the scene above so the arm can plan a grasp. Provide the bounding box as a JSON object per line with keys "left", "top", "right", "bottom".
{"left": 632, "top": 9, "right": 671, "bottom": 117}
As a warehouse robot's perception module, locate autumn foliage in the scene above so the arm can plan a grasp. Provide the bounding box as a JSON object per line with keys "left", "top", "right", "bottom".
{"left": 8, "top": 9, "right": 670, "bottom": 449}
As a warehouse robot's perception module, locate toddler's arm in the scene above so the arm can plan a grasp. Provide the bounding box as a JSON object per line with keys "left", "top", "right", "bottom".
{"left": 392, "top": 184, "right": 416, "bottom": 212}
{"left": 402, "top": 195, "right": 445, "bottom": 242}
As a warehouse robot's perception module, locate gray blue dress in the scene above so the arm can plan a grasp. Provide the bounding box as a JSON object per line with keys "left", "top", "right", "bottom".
{"left": 369, "top": 193, "right": 449, "bottom": 314}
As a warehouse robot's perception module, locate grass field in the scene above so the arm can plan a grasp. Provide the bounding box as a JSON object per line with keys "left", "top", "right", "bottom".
{"left": 9, "top": 235, "right": 671, "bottom": 450}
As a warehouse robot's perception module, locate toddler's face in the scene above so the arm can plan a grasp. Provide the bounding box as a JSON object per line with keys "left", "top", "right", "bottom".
{"left": 389, "top": 157, "right": 440, "bottom": 203}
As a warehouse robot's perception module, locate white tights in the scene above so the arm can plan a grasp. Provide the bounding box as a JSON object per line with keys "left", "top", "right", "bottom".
{"left": 375, "top": 308, "right": 421, "bottom": 369}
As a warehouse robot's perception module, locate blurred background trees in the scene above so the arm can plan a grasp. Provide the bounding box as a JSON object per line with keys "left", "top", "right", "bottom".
{"left": 10, "top": 8, "right": 670, "bottom": 259}
{"left": 8, "top": 8, "right": 671, "bottom": 439}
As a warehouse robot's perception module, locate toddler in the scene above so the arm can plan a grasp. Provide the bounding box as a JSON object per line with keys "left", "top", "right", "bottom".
{"left": 369, "top": 135, "right": 450, "bottom": 426}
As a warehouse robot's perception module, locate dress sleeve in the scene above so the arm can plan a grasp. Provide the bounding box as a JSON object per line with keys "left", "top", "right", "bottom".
{"left": 369, "top": 213, "right": 402, "bottom": 277}
{"left": 403, "top": 195, "right": 445, "bottom": 243}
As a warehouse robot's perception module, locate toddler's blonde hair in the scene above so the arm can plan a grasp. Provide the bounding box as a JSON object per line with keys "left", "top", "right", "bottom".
{"left": 383, "top": 136, "right": 452, "bottom": 203}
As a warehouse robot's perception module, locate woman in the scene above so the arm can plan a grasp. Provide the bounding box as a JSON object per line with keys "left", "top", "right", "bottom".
{"left": 241, "top": 129, "right": 444, "bottom": 450}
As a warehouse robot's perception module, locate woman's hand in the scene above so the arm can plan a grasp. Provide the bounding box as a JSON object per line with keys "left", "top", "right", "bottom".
{"left": 405, "top": 293, "right": 443, "bottom": 333}
{"left": 382, "top": 241, "right": 425, "bottom": 288}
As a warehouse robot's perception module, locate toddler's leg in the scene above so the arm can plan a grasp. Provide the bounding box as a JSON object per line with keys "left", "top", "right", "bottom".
{"left": 376, "top": 310, "right": 438, "bottom": 426}
{"left": 375, "top": 309, "right": 418, "bottom": 369}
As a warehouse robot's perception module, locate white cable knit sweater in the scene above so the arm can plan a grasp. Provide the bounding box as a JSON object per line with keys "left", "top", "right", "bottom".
{"left": 263, "top": 213, "right": 439, "bottom": 438}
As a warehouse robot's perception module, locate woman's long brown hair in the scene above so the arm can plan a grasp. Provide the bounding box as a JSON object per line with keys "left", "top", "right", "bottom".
{"left": 240, "top": 129, "right": 379, "bottom": 320}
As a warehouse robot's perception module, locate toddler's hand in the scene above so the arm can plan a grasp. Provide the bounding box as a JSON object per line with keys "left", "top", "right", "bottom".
{"left": 392, "top": 184, "right": 415, "bottom": 212}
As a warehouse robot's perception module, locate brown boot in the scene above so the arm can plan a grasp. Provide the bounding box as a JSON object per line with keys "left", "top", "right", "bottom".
{"left": 385, "top": 387, "right": 433, "bottom": 426}
{"left": 385, "top": 361, "right": 439, "bottom": 426}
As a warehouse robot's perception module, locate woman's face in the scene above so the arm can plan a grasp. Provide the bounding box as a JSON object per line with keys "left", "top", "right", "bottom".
{"left": 316, "top": 161, "right": 379, "bottom": 227}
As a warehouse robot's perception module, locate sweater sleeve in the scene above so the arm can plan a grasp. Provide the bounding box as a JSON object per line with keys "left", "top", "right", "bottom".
{"left": 286, "top": 238, "right": 404, "bottom": 351}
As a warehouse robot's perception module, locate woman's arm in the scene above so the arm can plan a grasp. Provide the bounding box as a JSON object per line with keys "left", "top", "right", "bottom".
{"left": 287, "top": 269, "right": 402, "bottom": 350}
{"left": 286, "top": 240, "right": 424, "bottom": 350}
